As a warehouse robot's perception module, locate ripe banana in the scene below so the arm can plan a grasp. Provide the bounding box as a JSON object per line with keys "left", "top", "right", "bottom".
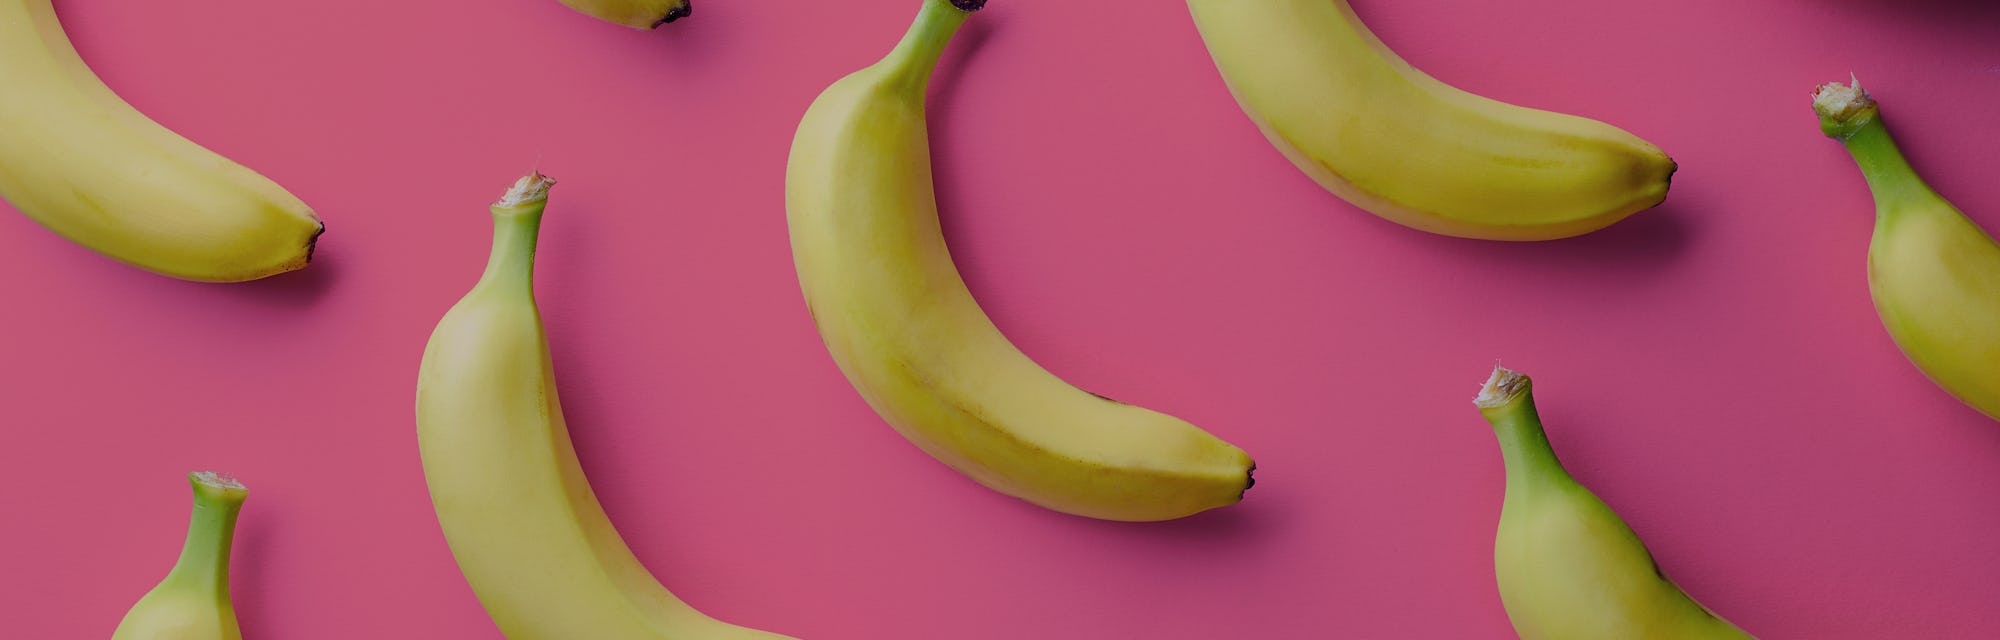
{"left": 1476, "top": 367, "right": 1754, "bottom": 639}
{"left": 1185, "top": 0, "right": 1676, "bottom": 241}
{"left": 1814, "top": 78, "right": 2000, "bottom": 422}
{"left": 785, "top": 0, "right": 1254, "bottom": 522}
{"left": 554, "top": 0, "right": 691, "bottom": 29}
{"left": 416, "top": 174, "right": 793, "bottom": 639}
{"left": 0, "top": 0, "right": 323, "bottom": 282}
{"left": 112, "top": 472, "right": 247, "bottom": 640}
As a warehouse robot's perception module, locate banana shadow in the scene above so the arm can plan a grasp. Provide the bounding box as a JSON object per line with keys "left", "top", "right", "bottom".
{"left": 231, "top": 506, "right": 275, "bottom": 638}
{"left": 925, "top": 13, "right": 1278, "bottom": 549}
{"left": 1041, "top": 484, "right": 1289, "bottom": 547}
{"left": 1943, "top": 402, "right": 2000, "bottom": 450}
{"left": 527, "top": 198, "right": 646, "bottom": 511}
{"left": 40, "top": 226, "right": 341, "bottom": 311}
{"left": 925, "top": 13, "right": 998, "bottom": 243}
{"left": 1814, "top": 0, "right": 2000, "bottom": 22}
{"left": 179, "top": 241, "right": 343, "bottom": 312}
{"left": 639, "top": 0, "right": 731, "bottom": 72}
{"left": 1404, "top": 199, "right": 1698, "bottom": 275}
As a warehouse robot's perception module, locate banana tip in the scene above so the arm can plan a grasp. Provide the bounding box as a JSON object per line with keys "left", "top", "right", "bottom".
{"left": 303, "top": 220, "right": 325, "bottom": 264}
{"left": 654, "top": 1, "right": 690, "bottom": 26}
{"left": 950, "top": 0, "right": 987, "bottom": 11}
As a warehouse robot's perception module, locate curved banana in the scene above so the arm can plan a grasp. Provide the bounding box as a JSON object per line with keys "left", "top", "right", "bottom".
{"left": 1814, "top": 79, "right": 2000, "bottom": 422}
{"left": 1185, "top": 0, "right": 1676, "bottom": 241}
{"left": 785, "top": 0, "right": 1254, "bottom": 522}
{"left": 1476, "top": 367, "right": 1754, "bottom": 639}
{"left": 113, "top": 472, "right": 247, "bottom": 640}
{"left": 417, "top": 174, "right": 793, "bottom": 639}
{"left": 554, "top": 0, "right": 690, "bottom": 29}
{"left": 0, "top": 0, "right": 322, "bottom": 282}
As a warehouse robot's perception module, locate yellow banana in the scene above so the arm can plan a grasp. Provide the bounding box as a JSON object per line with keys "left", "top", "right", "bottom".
{"left": 0, "top": 0, "right": 322, "bottom": 282}
{"left": 1185, "top": 0, "right": 1676, "bottom": 240}
{"left": 785, "top": 0, "right": 1254, "bottom": 522}
{"left": 112, "top": 472, "right": 248, "bottom": 640}
{"left": 416, "top": 174, "right": 793, "bottom": 639}
{"left": 1814, "top": 78, "right": 2000, "bottom": 422}
{"left": 553, "top": 0, "right": 691, "bottom": 29}
{"left": 1476, "top": 367, "right": 1754, "bottom": 639}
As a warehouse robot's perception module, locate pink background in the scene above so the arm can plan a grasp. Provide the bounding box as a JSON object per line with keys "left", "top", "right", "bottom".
{"left": 3, "top": 0, "right": 1999, "bottom": 637}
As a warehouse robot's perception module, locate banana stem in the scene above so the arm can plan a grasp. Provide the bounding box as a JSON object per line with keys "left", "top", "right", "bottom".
{"left": 158, "top": 472, "right": 247, "bottom": 597}
{"left": 480, "top": 173, "right": 553, "bottom": 294}
{"left": 1476, "top": 367, "right": 1565, "bottom": 484}
{"left": 1813, "top": 79, "right": 1940, "bottom": 212}
{"left": 879, "top": 0, "right": 981, "bottom": 89}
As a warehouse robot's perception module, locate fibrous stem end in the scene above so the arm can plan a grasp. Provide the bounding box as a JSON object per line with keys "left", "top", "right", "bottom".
{"left": 190, "top": 471, "right": 246, "bottom": 491}
{"left": 1813, "top": 75, "right": 1879, "bottom": 140}
{"left": 1474, "top": 365, "right": 1531, "bottom": 409}
{"left": 496, "top": 172, "right": 556, "bottom": 207}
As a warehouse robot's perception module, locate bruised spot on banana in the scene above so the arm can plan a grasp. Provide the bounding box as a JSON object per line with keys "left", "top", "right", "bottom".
{"left": 1814, "top": 78, "right": 2000, "bottom": 423}
{"left": 785, "top": 0, "right": 1255, "bottom": 522}
{"left": 1187, "top": 0, "right": 1676, "bottom": 241}
{"left": 1477, "top": 367, "right": 1755, "bottom": 640}
{"left": 0, "top": 0, "right": 323, "bottom": 282}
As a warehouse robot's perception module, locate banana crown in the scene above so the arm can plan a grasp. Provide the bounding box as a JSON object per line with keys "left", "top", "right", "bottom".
{"left": 1814, "top": 77, "right": 1879, "bottom": 141}
{"left": 1475, "top": 366, "right": 1532, "bottom": 410}
{"left": 496, "top": 173, "right": 557, "bottom": 208}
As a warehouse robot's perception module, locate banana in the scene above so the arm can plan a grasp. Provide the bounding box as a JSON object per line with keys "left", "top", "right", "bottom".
{"left": 553, "top": 0, "right": 691, "bottom": 29}
{"left": 0, "top": 0, "right": 323, "bottom": 282}
{"left": 416, "top": 174, "right": 793, "bottom": 639}
{"left": 784, "top": 0, "right": 1254, "bottom": 522}
{"left": 1185, "top": 0, "right": 1676, "bottom": 241}
{"left": 113, "top": 472, "right": 248, "bottom": 640}
{"left": 1813, "top": 78, "right": 2000, "bottom": 422}
{"left": 1476, "top": 367, "right": 1754, "bottom": 639}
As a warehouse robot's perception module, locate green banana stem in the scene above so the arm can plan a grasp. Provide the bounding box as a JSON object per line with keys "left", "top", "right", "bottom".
{"left": 159, "top": 472, "right": 248, "bottom": 597}
{"left": 480, "top": 173, "right": 554, "bottom": 294}
{"left": 1476, "top": 368, "right": 1565, "bottom": 485}
{"left": 1813, "top": 78, "right": 1942, "bottom": 211}
{"left": 880, "top": 0, "right": 982, "bottom": 88}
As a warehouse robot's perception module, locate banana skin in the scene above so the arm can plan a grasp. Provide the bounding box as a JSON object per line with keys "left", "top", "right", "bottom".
{"left": 1186, "top": 0, "right": 1675, "bottom": 240}
{"left": 1477, "top": 367, "right": 1754, "bottom": 639}
{"left": 785, "top": 0, "right": 1254, "bottom": 522}
{"left": 1814, "top": 79, "right": 2000, "bottom": 422}
{"left": 0, "top": 0, "right": 322, "bottom": 282}
{"left": 112, "top": 472, "right": 248, "bottom": 640}
{"left": 416, "top": 174, "right": 793, "bottom": 639}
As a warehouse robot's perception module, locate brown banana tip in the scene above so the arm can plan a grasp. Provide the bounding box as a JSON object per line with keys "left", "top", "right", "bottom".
{"left": 951, "top": 0, "right": 986, "bottom": 11}
{"left": 304, "top": 221, "right": 325, "bottom": 264}
{"left": 655, "top": 1, "right": 691, "bottom": 26}
{"left": 1658, "top": 157, "right": 1678, "bottom": 202}
{"left": 1242, "top": 464, "right": 1256, "bottom": 495}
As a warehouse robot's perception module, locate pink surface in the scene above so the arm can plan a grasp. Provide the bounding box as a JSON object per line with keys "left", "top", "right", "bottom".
{"left": 3, "top": 0, "right": 1998, "bottom": 637}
